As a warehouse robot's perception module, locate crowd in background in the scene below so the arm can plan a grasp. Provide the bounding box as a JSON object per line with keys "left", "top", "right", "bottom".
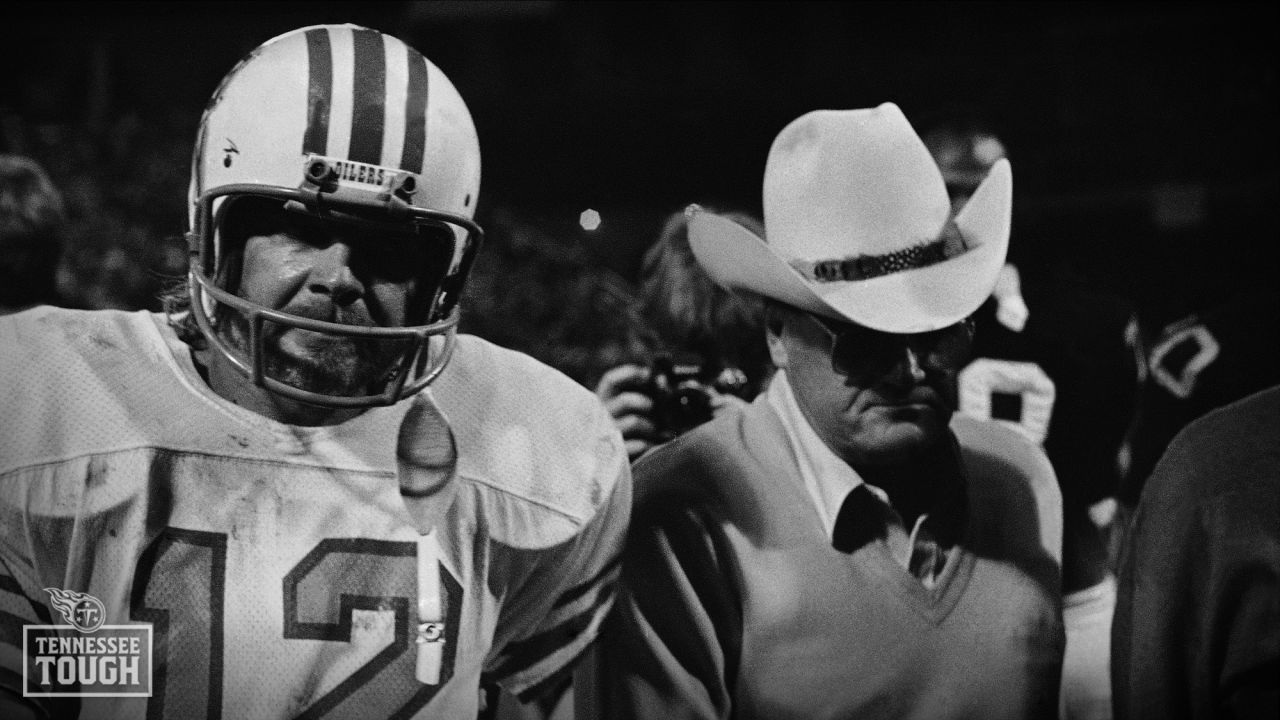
{"left": 1, "top": 108, "right": 189, "bottom": 312}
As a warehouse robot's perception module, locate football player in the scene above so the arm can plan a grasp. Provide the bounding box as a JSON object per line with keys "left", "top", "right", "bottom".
{"left": 925, "top": 118, "right": 1143, "bottom": 720}
{"left": 0, "top": 24, "right": 629, "bottom": 719}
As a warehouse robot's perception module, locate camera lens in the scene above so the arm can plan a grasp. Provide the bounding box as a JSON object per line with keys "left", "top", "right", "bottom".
{"left": 655, "top": 385, "right": 714, "bottom": 438}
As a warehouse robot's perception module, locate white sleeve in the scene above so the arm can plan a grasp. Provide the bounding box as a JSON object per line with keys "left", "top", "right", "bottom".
{"left": 482, "top": 458, "right": 632, "bottom": 703}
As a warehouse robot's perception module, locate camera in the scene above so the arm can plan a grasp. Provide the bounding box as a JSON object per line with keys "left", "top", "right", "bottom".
{"left": 646, "top": 353, "right": 749, "bottom": 440}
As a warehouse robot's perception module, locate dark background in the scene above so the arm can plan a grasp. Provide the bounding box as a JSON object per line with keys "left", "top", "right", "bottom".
{"left": 4, "top": 1, "right": 1276, "bottom": 339}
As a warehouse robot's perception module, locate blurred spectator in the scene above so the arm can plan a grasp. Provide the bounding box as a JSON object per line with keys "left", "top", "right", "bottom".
{"left": 0, "top": 154, "right": 66, "bottom": 314}
{"left": 1112, "top": 384, "right": 1279, "bottom": 720}
{"left": 594, "top": 206, "right": 772, "bottom": 460}
{"left": 1123, "top": 285, "right": 1280, "bottom": 506}
{"left": 636, "top": 206, "right": 772, "bottom": 394}
{"left": 2, "top": 111, "right": 190, "bottom": 313}
{"left": 925, "top": 117, "right": 1144, "bottom": 720}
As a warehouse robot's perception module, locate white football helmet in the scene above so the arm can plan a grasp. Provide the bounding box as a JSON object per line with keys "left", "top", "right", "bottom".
{"left": 187, "top": 24, "right": 482, "bottom": 408}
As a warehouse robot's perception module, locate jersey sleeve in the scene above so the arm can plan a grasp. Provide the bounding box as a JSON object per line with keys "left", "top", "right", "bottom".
{"left": 482, "top": 457, "right": 632, "bottom": 704}
{"left": 575, "top": 498, "right": 741, "bottom": 720}
{"left": 1, "top": 550, "right": 41, "bottom": 702}
{"left": 0, "top": 525, "right": 78, "bottom": 720}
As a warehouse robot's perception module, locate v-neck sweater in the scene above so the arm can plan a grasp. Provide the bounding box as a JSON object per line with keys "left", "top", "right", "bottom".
{"left": 587, "top": 393, "right": 1065, "bottom": 720}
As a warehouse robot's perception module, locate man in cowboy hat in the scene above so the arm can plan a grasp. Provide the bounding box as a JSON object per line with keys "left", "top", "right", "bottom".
{"left": 579, "top": 103, "right": 1065, "bottom": 719}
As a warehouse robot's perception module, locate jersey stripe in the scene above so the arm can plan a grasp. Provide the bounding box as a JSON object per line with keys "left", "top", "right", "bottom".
{"left": 400, "top": 51, "right": 429, "bottom": 172}
{"left": 487, "top": 588, "right": 612, "bottom": 682}
{"left": 513, "top": 657, "right": 576, "bottom": 704}
{"left": 552, "top": 554, "right": 621, "bottom": 612}
{"left": 1, "top": 570, "right": 80, "bottom": 720}
{"left": 348, "top": 28, "right": 387, "bottom": 166}
{"left": 0, "top": 571, "right": 49, "bottom": 624}
{"left": 303, "top": 28, "right": 334, "bottom": 156}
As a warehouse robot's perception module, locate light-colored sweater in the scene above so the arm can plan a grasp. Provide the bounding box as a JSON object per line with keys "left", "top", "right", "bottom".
{"left": 581, "top": 393, "right": 1064, "bottom": 720}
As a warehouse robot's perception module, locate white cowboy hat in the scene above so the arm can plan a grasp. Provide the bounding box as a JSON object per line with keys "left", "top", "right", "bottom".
{"left": 688, "top": 102, "right": 1011, "bottom": 334}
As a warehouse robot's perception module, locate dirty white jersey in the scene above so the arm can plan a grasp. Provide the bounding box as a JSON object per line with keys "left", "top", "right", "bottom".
{"left": 0, "top": 307, "right": 631, "bottom": 719}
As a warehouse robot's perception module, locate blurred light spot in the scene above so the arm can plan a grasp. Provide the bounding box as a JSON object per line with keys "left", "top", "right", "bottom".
{"left": 579, "top": 208, "right": 601, "bottom": 231}
{"left": 973, "top": 135, "right": 1007, "bottom": 164}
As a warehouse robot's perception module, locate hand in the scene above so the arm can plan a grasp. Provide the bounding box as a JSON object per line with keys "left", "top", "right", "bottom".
{"left": 396, "top": 393, "right": 459, "bottom": 535}
{"left": 595, "top": 363, "right": 658, "bottom": 461}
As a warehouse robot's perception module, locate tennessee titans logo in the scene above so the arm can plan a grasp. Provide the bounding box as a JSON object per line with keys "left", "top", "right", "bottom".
{"left": 44, "top": 588, "right": 107, "bottom": 634}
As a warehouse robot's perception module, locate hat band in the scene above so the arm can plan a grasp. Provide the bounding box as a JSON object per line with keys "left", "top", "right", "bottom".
{"left": 789, "top": 222, "right": 969, "bottom": 283}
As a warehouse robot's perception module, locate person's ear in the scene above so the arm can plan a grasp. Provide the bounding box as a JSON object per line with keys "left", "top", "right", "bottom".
{"left": 766, "top": 323, "right": 789, "bottom": 369}
{"left": 763, "top": 301, "right": 790, "bottom": 369}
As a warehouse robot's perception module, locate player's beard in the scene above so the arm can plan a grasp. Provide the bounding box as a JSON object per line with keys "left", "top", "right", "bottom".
{"left": 216, "top": 305, "right": 406, "bottom": 398}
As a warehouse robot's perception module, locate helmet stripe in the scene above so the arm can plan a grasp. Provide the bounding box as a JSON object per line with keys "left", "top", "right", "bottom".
{"left": 380, "top": 37, "right": 409, "bottom": 170}
{"left": 327, "top": 28, "right": 355, "bottom": 157}
{"left": 400, "top": 52, "right": 429, "bottom": 172}
{"left": 349, "top": 28, "right": 387, "bottom": 165}
{"left": 303, "top": 28, "right": 333, "bottom": 156}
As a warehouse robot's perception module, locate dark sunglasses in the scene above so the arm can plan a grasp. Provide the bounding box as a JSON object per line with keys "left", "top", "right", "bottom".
{"left": 805, "top": 312, "right": 975, "bottom": 378}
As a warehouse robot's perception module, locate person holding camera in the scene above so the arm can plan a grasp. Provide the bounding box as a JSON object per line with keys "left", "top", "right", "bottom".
{"left": 595, "top": 207, "right": 773, "bottom": 461}
{"left": 578, "top": 103, "right": 1064, "bottom": 719}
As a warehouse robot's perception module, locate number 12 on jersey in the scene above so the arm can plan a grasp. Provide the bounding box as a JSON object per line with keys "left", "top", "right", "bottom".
{"left": 131, "top": 528, "right": 462, "bottom": 720}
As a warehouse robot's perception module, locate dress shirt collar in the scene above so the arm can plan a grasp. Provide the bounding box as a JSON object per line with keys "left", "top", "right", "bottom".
{"left": 765, "top": 370, "right": 892, "bottom": 541}
{"left": 764, "top": 370, "right": 967, "bottom": 558}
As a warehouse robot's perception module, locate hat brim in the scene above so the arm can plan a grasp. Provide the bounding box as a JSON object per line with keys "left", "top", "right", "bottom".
{"left": 689, "top": 158, "right": 1011, "bottom": 333}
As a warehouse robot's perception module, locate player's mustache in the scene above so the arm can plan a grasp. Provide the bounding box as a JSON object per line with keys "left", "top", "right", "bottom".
{"left": 275, "top": 301, "right": 377, "bottom": 329}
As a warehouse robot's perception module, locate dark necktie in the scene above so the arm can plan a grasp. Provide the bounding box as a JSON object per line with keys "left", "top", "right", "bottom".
{"left": 832, "top": 485, "right": 950, "bottom": 585}
{"left": 831, "top": 484, "right": 885, "bottom": 554}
